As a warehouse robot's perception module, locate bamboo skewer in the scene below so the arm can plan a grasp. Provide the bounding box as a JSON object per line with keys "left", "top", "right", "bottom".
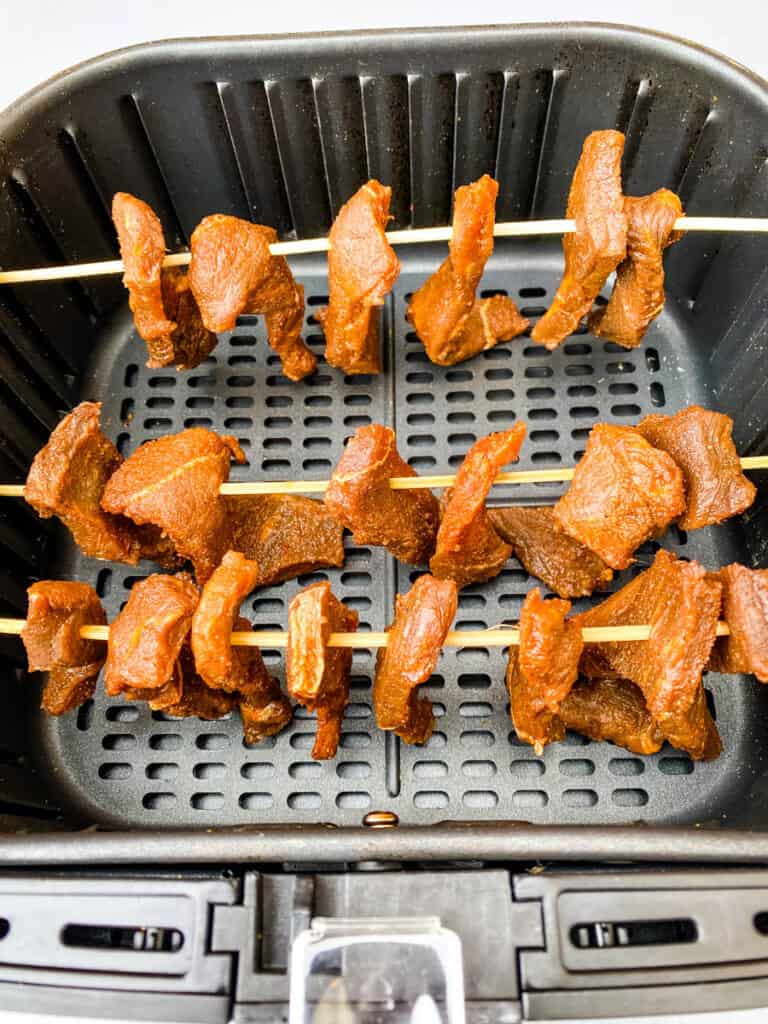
{"left": 1, "top": 456, "right": 767, "bottom": 499}
{"left": 0, "top": 617, "right": 731, "bottom": 648}
{"left": 0, "top": 217, "right": 767, "bottom": 286}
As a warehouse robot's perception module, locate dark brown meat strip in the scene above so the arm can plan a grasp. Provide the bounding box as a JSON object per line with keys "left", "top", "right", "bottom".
{"left": 189, "top": 214, "right": 316, "bottom": 381}
{"left": 325, "top": 424, "right": 439, "bottom": 565}
{"left": 104, "top": 573, "right": 199, "bottom": 697}
{"left": 488, "top": 505, "right": 613, "bottom": 598}
{"left": 559, "top": 677, "right": 665, "bottom": 755}
{"left": 234, "top": 617, "right": 293, "bottom": 743}
{"left": 24, "top": 402, "right": 176, "bottom": 567}
{"left": 112, "top": 193, "right": 216, "bottom": 369}
{"left": 101, "top": 428, "right": 246, "bottom": 583}
{"left": 576, "top": 549, "right": 722, "bottom": 760}
{"left": 373, "top": 575, "right": 458, "bottom": 744}
{"left": 506, "top": 588, "right": 583, "bottom": 754}
{"left": 21, "top": 581, "right": 107, "bottom": 715}
{"left": 191, "top": 550, "right": 260, "bottom": 692}
{"left": 162, "top": 644, "right": 236, "bottom": 720}
{"left": 407, "top": 175, "right": 528, "bottom": 365}
{"left": 531, "top": 131, "right": 627, "bottom": 350}
{"left": 287, "top": 581, "right": 359, "bottom": 759}
{"left": 588, "top": 189, "right": 683, "bottom": 348}
{"left": 227, "top": 495, "right": 345, "bottom": 587}
{"left": 636, "top": 406, "right": 755, "bottom": 531}
{"left": 553, "top": 423, "right": 686, "bottom": 570}
{"left": 430, "top": 424, "right": 527, "bottom": 587}
{"left": 708, "top": 564, "right": 768, "bottom": 682}
{"left": 318, "top": 180, "right": 399, "bottom": 374}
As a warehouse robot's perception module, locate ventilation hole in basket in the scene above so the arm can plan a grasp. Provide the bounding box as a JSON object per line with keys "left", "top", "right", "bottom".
{"left": 192, "top": 792, "right": 225, "bottom": 810}
{"left": 225, "top": 417, "right": 253, "bottom": 430}
{"left": 120, "top": 397, "right": 134, "bottom": 423}
{"left": 487, "top": 388, "right": 514, "bottom": 403}
{"left": 95, "top": 568, "right": 113, "bottom": 599}
{"left": 98, "top": 763, "right": 132, "bottom": 780}
{"left": 193, "top": 763, "right": 226, "bottom": 780}
{"left": 145, "top": 763, "right": 178, "bottom": 781}
{"left": 483, "top": 347, "right": 512, "bottom": 361}
{"left": 458, "top": 594, "right": 486, "bottom": 610}
{"left": 525, "top": 365, "right": 553, "bottom": 379}
{"left": 528, "top": 407, "right": 556, "bottom": 421}
{"left": 447, "top": 411, "right": 476, "bottom": 425}
{"left": 512, "top": 790, "right": 548, "bottom": 808}
{"left": 564, "top": 364, "right": 593, "bottom": 378}
{"left": 336, "top": 761, "right": 371, "bottom": 780}
{"left": 463, "top": 790, "right": 498, "bottom": 808}
{"left": 148, "top": 733, "right": 182, "bottom": 751}
{"left": 414, "top": 791, "right": 449, "bottom": 809}
{"left": 563, "top": 789, "right": 598, "bottom": 808}
{"left": 288, "top": 792, "right": 321, "bottom": 809}
{"left": 230, "top": 334, "right": 256, "bottom": 347}
{"left": 609, "top": 758, "right": 644, "bottom": 776}
{"left": 228, "top": 375, "right": 255, "bottom": 388}
{"left": 568, "top": 385, "right": 596, "bottom": 399}
{"left": 462, "top": 760, "right": 497, "bottom": 778}
{"left": 266, "top": 395, "right": 292, "bottom": 408}
{"left": 425, "top": 731, "right": 447, "bottom": 749}
{"left": 144, "top": 417, "right": 173, "bottom": 430}
{"left": 337, "top": 792, "right": 371, "bottom": 809}
{"left": 659, "top": 756, "right": 694, "bottom": 775}
{"left": 570, "top": 405, "right": 599, "bottom": 420}
{"left": 196, "top": 734, "right": 229, "bottom": 750}
{"left": 344, "top": 393, "right": 371, "bottom": 406}
{"left": 650, "top": 382, "right": 666, "bottom": 407}
{"left": 457, "top": 673, "right": 491, "bottom": 690}
{"left": 230, "top": 354, "right": 257, "bottom": 367}
{"left": 105, "top": 705, "right": 138, "bottom": 723}
{"left": 485, "top": 368, "right": 513, "bottom": 381}
{"left": 481, "top": 288, "right": 508, "bottom": 298}
{"left": 263, "top": 437, "right": 290, "bottom": 450}
{"left": 143, "top": 793, "right": 176, "bottom": 810}
{"left": 645, "top": 347, "right": 660, "bottom": 372}
{"left": 241, "top": 763, "right": 275, "bottom": 780}
{"left": 609, "top": 382, "right": 638, "bottom": 396}
{"left": 510, "top": 760, "right": 544, "bottom": 778}
{"left": 612, "top": 788, "right": 648, "bottom": 808}
{"left": 101, "top": 733, "right": 137, "bottom": 751}
{"left": 456, "top": 647, "right": 490, "bottom": 662}
{"left": 612, "top": 404, "right": 642, "bottom": 418}
{"left": 527, "top": 386, "right": 555, "bottom": 400}
{"left": 405, "top": 349, "right": 430, "bottom": 364}
{"left": 447, "top": 432, "right": 477, "bottom": 449}
{"left": 459, "top": 730, "right": 495, "bottom": 748}
{"left": 408, "top": 432, "right": 437, "bottom": 448}
{"left": 147, "top": 375, "right": 176, "bottom": 389}
{"left": 559, "top": 758, "right": 595, "bottom": 777}
{"left": 530, "top": 429, "right": 559, "bottom": 443}
{"left": 519, "top": 286, "right": 546, "bottom": 298}
{"left": 459, "top": 702, "right": 493, "bottom": 718}
{"left": 240, "top": 792, "right": 274, "bottom": 810}
{"left": 520, "top": 306, "right": 546, "bottom": 318}
{"left": 116, "top": 433, "right": 130, "bottom": 457}
{"left": 413, "top": 761, "right": 448, "bottom": 779}
{"left": 564, "top": 342, "right": 592, "bottom": 356}
{"left": 531, "top": 451, "right": 561, "bottom": 465}
{"left": 407, "top": 413, "right": 435, "bottom": 427}
{"left": 303, "top": 415, "right": 331, "bottom": 429}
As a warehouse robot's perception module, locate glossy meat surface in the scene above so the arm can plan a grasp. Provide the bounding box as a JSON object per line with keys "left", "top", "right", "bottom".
{"left": 636, "top": 406, "right": 755, "bottom": 531}
{"left": 189, "top": 214, "right": 316, "bottom": 381}
{"left": 553, "top": 424, "right": 685, "bottom": 570}
{"left": 287, "top": 581, "right": 359, "bottom": 759}
{"left": 489, "top": 505, "right": 613, "bottom": 598}
{"left": 588, "top": 189, "right": 682, "bottom": 348}
{"left": 104, "top": 573, "right": 199, "bottom": 697}
{"left": 506, "top": 588, "right": 583, "bottom": 753}
{"left": 319, "top": 181, "right": 399, "bottom": 374}
{"left": 708, "top": 564, "right": 768, "bottom": 682}
{"left": 576, "top": 550, "right": 722, "bottom": 759}
{"left": 559, "top": 677, "right": 664, "bottom": 755}
{"left": 531, "top": 131, "right": 627, "bottom": 349}
{"left": 407, "top": 176, "right": 528, "bottom": 365}
{"left": 102, "top": 428, "right": 246, "bottom": 583}
{"left": 191, "top": 551, "right": 260, "bottom": 692}
{"left": 373, "top": 575, "right": 458, "bottom": 744}
{"left": 325, "top": 424, "right": 439, "bottom": 565}
{"left": 430, "top": 424, "right": 526, "bottom": 587}
{"left": 22, "top": 581, "right": 107, "bottom": 715}
{"left": 24, "top": 402, "right": 176, "bottom": 567}
{"left": 228, "top": 495, "right": 345, "bottom": 586}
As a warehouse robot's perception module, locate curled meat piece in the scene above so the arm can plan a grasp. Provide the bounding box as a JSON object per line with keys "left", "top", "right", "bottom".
{"left": 488, "top": 505, "right": 613, "bottom": 599}
{"left": 287, "top": 582, "right": 359, "bottom": 759}
{"left": 325, "top": 425, "right": 439, "bottom": 565}
{"left": 506, "top": 588, "right": 583, "bottom": 754}
{"left": 189, "top": 214, "right": 316, "bottom": 381}
{"left": 112, "top": 193, "right": 216, "bottom": 369}
{"left": 407, "top": 175, "right": 528, "bottom": 365}
{"left": 553, "top": 424, "right": 685, "bottom": 570}
{"left": 102, "top": 428, "right": 246, "bottom": 583}
{"left": 708, "top": 564, "right": 768, "bottom": 682}
{"left": 191, "top": 550, "right": 260, "bottom": 692}
{"left": 588, "top": 189, "right": 683, "bottom": 348}
{"left": 559, "top": 677, "right": 664, "bottom": 755}
{"left": 228, "top": 495, "right": 345, "bottom": 586}
{"left": 636, "top": 406, "right": 755, "bottom": 531}
{"left": 576, "top": 549, "right": 722, "bottom": 760}
{"left": 318, "top": 180, "right": 399, "bottom": 374}
{"left": 234, "top": 617, "right": 293, "bottom": 743}
{"left": 104, "top": 573, "right": 199, "bottom": 698}
{"left": 24, "top": 402, "right": 176, "bottom": 567}
{"left": 430, "top": 424, "right": 526, "bottom": 587}
{"left": 21, "top": 581, "right": 107, "bottom": 715}
{"left": 163, "top": 644, "right": 236, "bottom": 720}
{"left": 531, "top": 131, "right": 627, "bottom": 350}
{"left": 373, "top": 574, "right": 458, "bottom": 744}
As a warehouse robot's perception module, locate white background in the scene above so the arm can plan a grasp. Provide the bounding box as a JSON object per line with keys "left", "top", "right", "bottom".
{"left": 0, "top": 0, "right": 765, "bottom": 114}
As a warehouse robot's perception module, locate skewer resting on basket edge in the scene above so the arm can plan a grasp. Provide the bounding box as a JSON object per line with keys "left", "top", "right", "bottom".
{"left": 0, "top": 216, "right": 767, "bottom": 285}
{"left": 1, "top": 456, "right": 767, "bottom": 498}
{"left": 0, "top": 617, "right": 731, "bottom": 647}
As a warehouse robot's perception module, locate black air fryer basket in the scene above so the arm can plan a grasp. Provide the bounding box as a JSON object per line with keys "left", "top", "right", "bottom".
{"left": 1, "top": 22, "right": 768, "bottom": 867}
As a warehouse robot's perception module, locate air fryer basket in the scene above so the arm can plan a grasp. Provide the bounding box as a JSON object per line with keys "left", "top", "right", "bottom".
{"left": 1, "top": 24, "right": 767, "bottom": 858}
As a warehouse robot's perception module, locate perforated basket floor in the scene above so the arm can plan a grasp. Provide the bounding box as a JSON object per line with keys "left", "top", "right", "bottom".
{"left": 31, "top": 248, "right": 764, "bottom": 829}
